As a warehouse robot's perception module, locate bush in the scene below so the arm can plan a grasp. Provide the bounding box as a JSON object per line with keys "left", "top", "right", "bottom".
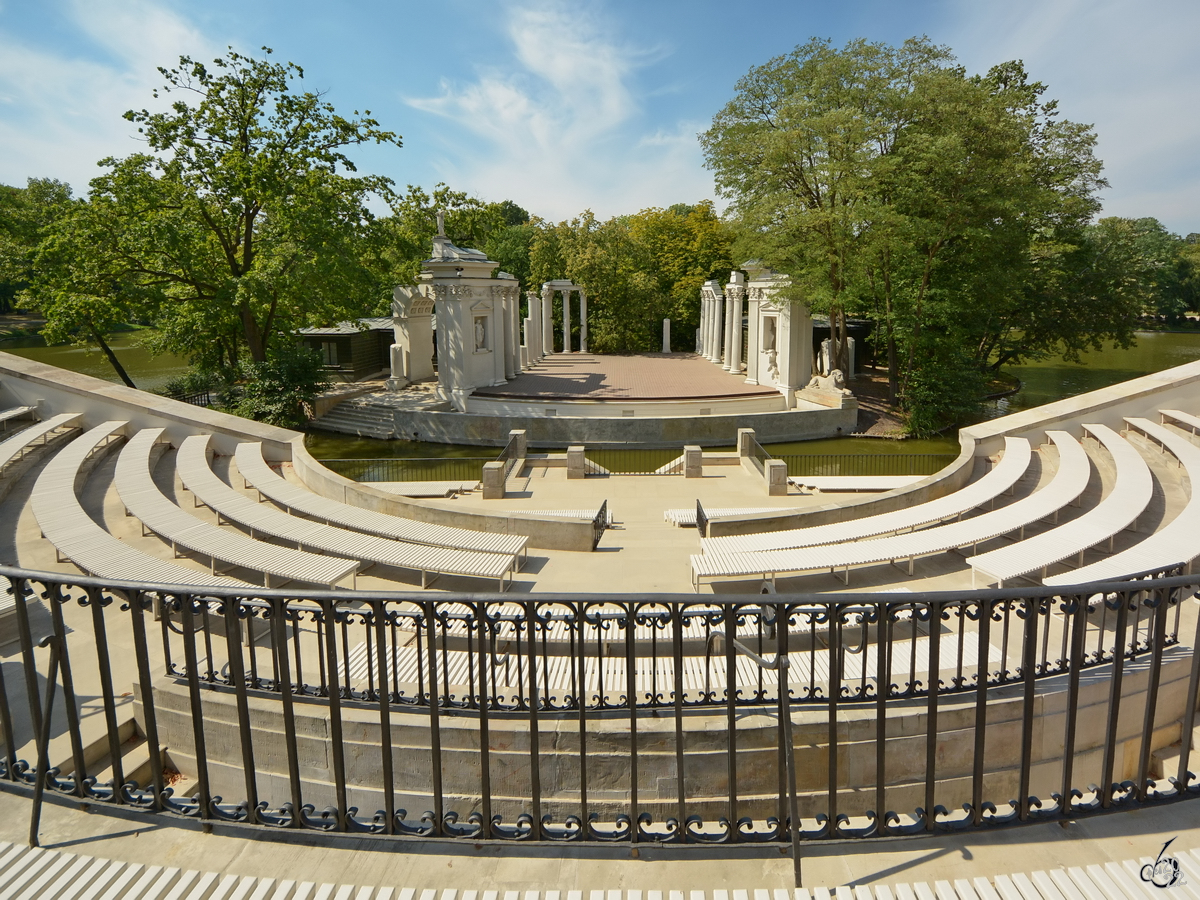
{"left": 224, "top": 346, "right": 330, "bottom": 428}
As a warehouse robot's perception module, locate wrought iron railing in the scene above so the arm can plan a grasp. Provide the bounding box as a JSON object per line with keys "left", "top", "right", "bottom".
{"left": 779, "top": 453, "right": 957, "bottom": 478}
{"left": 165, "top": 389, "right": 211, "bottom": 408}
{"left": 0, "top": 565, "right": 1198, "bottom": 879}
{"left": 495, "top": 435, "right": 522, "bottom": 479}
{"left": 317, "top": 457, "right": 492, "bottom": 483}
{"left": 590, "top": 501, "right": 608, "bottom": 550}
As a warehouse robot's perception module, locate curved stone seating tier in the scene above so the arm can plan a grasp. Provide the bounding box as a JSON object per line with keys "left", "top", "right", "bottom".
{"left": 2, "top": 839, "right": 1190, "bottom": 900}
{"left": 1043, "top": 416, "right": 1200, "bottom": 586}
{"left": 700, "top": 436, "right": 1032, "bottom": 555}
{"left": 177, "top": 434, "right": 518, "bottom": 591}
{"left": 0, "top": 404, "right": 36, "bottom": 429}
{"left": 1162, "top": 408, "right": 1200, "bottom": 434}
{"left": 31, "top": 422, "right": 248, "bottom": 588}
{"left": 970, "top": 423, "right": 1153, "bottom": 588}
{"left": 234, "top": 441, "right": 529, "bottom": 561}
{"left": 116, "top": 429, "right": 359, "bottom": 590}
{"left": 0, "top": 413, "right": 82, "bottom": 472}
{"left": 692, "top": 432, "right": 1088, "bottom": 590}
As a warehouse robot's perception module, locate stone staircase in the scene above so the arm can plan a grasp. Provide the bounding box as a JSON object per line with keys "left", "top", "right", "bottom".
{"left": 309, "top": 396, "right": 398, "bottom": 439}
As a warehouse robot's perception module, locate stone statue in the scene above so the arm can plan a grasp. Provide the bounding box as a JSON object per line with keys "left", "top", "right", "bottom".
{"left": 765, "top": 347, "right": 779, "bottom": 384}
{"left": 474, "top": 317, "right": 486, "bottom": 351}
{"left": 436, "top": 208, "right": 446, "bottom": 237}
{"left": 805, "top": 368, "right": 852, "bottom": 396}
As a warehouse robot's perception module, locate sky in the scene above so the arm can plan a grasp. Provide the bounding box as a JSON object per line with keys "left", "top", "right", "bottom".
{"left": 0, "top": 0, "right": 1197, "bottom": 234}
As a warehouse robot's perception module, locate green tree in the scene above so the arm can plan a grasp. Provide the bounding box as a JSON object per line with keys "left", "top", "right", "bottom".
{"left": 0, "top": 179, "right": 74, "bottom": 314}
{"left": 29, "top": 48, "right": 401, "bottom": 374}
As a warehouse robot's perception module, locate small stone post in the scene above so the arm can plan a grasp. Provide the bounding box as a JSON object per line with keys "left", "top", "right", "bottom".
{"left": 737, "top": 428, "right": 756, "bottom": 457}
{"left": 766, "top": 459, "right": 788, "bottom": 496}
{"left": 509, "top": 429, "right": 528, "bottom": 460}
{"left": 662, "top": 319, "right": 671, "bottom": 352}
{"left": 567, "top": 445, "right": 587, "bottom": 480}
{"left": 482, "top": 461, "right": 507, "bottom": 499}
{"left": 684, "top": 445, "right": 703, "bottom": 478}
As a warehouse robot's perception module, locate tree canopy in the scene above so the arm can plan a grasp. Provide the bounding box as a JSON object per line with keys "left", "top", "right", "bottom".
{"left": 701, "top": 37, "right": 1144, "bottom": 432}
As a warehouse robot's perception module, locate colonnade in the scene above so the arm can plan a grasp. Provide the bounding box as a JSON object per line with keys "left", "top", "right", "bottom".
{"left": 525, "top": 280, "right": 588, "bottom": 362}
{"left": 699, "top": 273, "right": 746, "bottom": 374}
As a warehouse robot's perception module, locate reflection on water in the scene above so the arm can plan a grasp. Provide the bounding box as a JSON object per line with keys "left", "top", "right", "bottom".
{"left": 990, "top": 332, "right": 1200, "bottom": 418}
{"left": 0, "top": 332, "right": 191, "bottom": 392}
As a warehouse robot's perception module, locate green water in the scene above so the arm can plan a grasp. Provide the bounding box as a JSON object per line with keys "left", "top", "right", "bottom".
{"left": 0, "top": 332, "right": 192, "bottom": 392}
{"left": 991, "top": 331, "right": 1200, "bottom": 417}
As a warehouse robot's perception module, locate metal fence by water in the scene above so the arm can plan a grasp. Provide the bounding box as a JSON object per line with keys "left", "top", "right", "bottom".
{"left": 317, "top": 457, "right": 493, "bottom": 483}
{"left": 779, "top": 453, "right": 956, "bottom": 478}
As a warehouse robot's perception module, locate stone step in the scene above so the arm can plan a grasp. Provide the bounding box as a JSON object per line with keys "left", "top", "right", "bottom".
{"left": 1150, "top": 724, "right": 1200, "bottom": 779}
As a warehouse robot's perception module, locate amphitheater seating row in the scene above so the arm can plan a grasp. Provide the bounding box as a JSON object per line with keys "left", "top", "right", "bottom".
{"left": 0, "top": 837, "right": 1192, "bottom": 899}
{"left": 116, "top": 429, "right": 360, "bottom": 590}
{"left": 968, "top": 423, "right": 1153, "bottom": 587}
{"left": 700, "top": 436, "right": 1032, "bottom": 555}
{"left": 1043, "top": 415, "right": 1200, "bottom": 585}
{"left": 692, "top": 432, "right": 1088, "bottom": 590}
{"left": 234, "top": 442, "right": 529, "bottom": 561}
{"left": 31, "top": 421, "right": 249, "bottom": 589}
{"left": 177, "top": 435, "right": 519, "bottom": 591}
{"left": 0, "top": 413, "right": 81, "bottom": 474}
{"left": 664, "top": 507, "right": 778, "bottom": 527}
{"left": 789, "top": 475, "right": 924, "bottom": 492}
{"left": 0, "top": 404, "right": 36, "bottom": 430}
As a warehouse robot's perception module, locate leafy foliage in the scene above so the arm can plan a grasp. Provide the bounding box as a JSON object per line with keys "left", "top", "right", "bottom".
{"left": 222, "top": 345, "right": 330, "bottom": 428}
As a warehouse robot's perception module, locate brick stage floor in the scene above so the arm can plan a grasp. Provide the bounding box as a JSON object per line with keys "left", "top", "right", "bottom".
{"left": 471, "top": 353, "right": 780, "bottom": 401}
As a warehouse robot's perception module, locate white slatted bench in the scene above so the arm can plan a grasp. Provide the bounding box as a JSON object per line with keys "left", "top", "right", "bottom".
{"left": 178, "top": 435, "right": 518, "bottom": 591}
{"left": 116, "top": 429, "right": 359, "bottom": 590}
{"left": 789, "top": 475, "right": 925, "bottom": 492}
{"left": 4, "top": 831, "right": 1186, "bottom": 899}
{"left": 0, "top": 413, "right": 82, "bottom": 473}
{"left": 971, "top": 424, "right": 1153, "bottom": 588}
{"left": 692, "top": 434, "right": 1082, "bottom": 591}
{"left": 1161, "top": 408, "right": 1200, "bottom": 435}
{"left": 372, "top": 480, "right": 480, "bottom": 497}
{"left": 520, "top": 508, "right": 614, "bottom": 526}
{"left": 700, "top": 437, "right": 1032, "bottom": 555}
{"left": 236, "top": 442, "right": 529, "bottom": 562}
{"left": 31, "top": 422, "right": 247, "bottom": 589}
{"left": 0, "top": 405, "right": 36, "bottom": 430}
{"left": 665, "top": 507, "right": 779, "bottom": 527}
{"left": 1043, "top": 416, "right": 1200, "bottom": 586}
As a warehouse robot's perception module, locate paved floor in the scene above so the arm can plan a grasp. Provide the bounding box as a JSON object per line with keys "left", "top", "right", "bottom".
{"left": 472, "top": 354, "right": 781, "bottom": 401}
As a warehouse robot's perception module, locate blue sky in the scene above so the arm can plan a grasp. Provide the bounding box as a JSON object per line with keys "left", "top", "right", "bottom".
{"left": 1, "top": 0, "right": 1197, "bottom": 233}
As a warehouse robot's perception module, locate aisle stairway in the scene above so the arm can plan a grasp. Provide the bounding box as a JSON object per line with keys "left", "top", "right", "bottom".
{"left": 311, "top": 396, "right": 400, "bottom": 439}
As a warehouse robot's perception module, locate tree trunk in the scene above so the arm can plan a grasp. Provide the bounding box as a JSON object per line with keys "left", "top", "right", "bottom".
{"left": 240, "top": 304, "right": 267, "bottom": 362}
{"left": 89, "top": 324, "right": 137, "bottom": 389}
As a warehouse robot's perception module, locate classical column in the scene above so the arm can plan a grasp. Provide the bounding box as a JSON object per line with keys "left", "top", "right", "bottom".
{"left": 726, "top": 274, "right": 745, "bottom": 375}
{"left": 526, "top": 290, "right": 541, "bottom": 361}
{"left": 541, "top": 285, "right": 554, "bottom": 353}
{"left": 502, "top": 291, "right": 517, "bottom": 379}
{"left": 714, "top": 290, "right": 725, "bottom": 366}
{"left": 703, "top": 289, "right": 715, "bottom": 360}
{"left": 508, "top": 289, "right": 521, "bottom": 375}
{"left": 562, "top": 288, "right": 572, "bottom": 353}
{"left": 579, "top": 290, "right": 588, "bottom": 353}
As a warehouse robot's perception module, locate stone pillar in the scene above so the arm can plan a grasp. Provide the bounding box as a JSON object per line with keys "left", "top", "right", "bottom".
{"left": 744, "top": 287, "right": 761, "bottom": 385}
{"left": 508, "top": 289, "right": 521, "bottom": 376}
{"left": 541, "top": 285, "right": 554, "bottom": 354}
{"left": 509, "top": 429, "right": 528, "bottom": 459}
{"left": 567, "top": 445, "right": 586, "bottom": 480}
{"left": 726, "top": 273, "right": 745, "bottom": 375}
{"left": 723, "top": 292, "right": 738, "bottom": 372}
{"left": 579, "top": 291, "right": 588, "bottom": 353}
{"left": 527, "top": 290, "right": 542, "bottom": 361}
{"left": 482, "top": 461, "right": 506, "bottom": 500}
{"left": 684, "top": 445, "right": 703, "bottom": 478}
{"left": 713, "top": 290, "right": 725, "bottom": 365}
{"left": 737, "top": 428, "right": 756, "bottom": 457}
{"left": 695, "top": 328, "right": 702, "bottom": 354}
{"left": 562, "top": 288, "right": 572, "bottom": 353}
{"left": 521, "top": 317, "right": 532, "bottom": 367}
{"left": 766, "top": 459, "right": 788, "bottom": 496}
{"left": 662, "top": 318, "right": 671, "bottom": 353}
{"left": 501, "top": 293, "right": 516, "bottom": 380}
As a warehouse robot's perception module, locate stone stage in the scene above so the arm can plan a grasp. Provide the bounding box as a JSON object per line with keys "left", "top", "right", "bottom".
{"left": 466, "top": 352, "right": 790, "bottom": 419}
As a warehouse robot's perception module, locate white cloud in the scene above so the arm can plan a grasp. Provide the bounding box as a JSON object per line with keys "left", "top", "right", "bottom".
{"left": 404, "top": 2, "right": 715, "bottom": 220}
{"left": 0, "top": 0, "right": 215, "bottom": 193}
{"left": 945, "top": 0, "right": 1200, "bottom": 234}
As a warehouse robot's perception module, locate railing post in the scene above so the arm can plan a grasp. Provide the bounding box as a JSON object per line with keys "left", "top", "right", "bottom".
{"left": 684, "top": 445, "right": 703, "bottom": 479}
{"left": 481, "top": 461, "right": 507, "bottom": 499}
{"left": 567, "top": 445, "right": 587, "bottom": 480}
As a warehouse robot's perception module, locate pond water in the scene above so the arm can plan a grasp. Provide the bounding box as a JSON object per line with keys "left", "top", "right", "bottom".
{"left": 8, "top": 324, "right": 1199, "bottom": 461}
{"left": 0, "top": 331, "right": 192, "bottom": 393}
